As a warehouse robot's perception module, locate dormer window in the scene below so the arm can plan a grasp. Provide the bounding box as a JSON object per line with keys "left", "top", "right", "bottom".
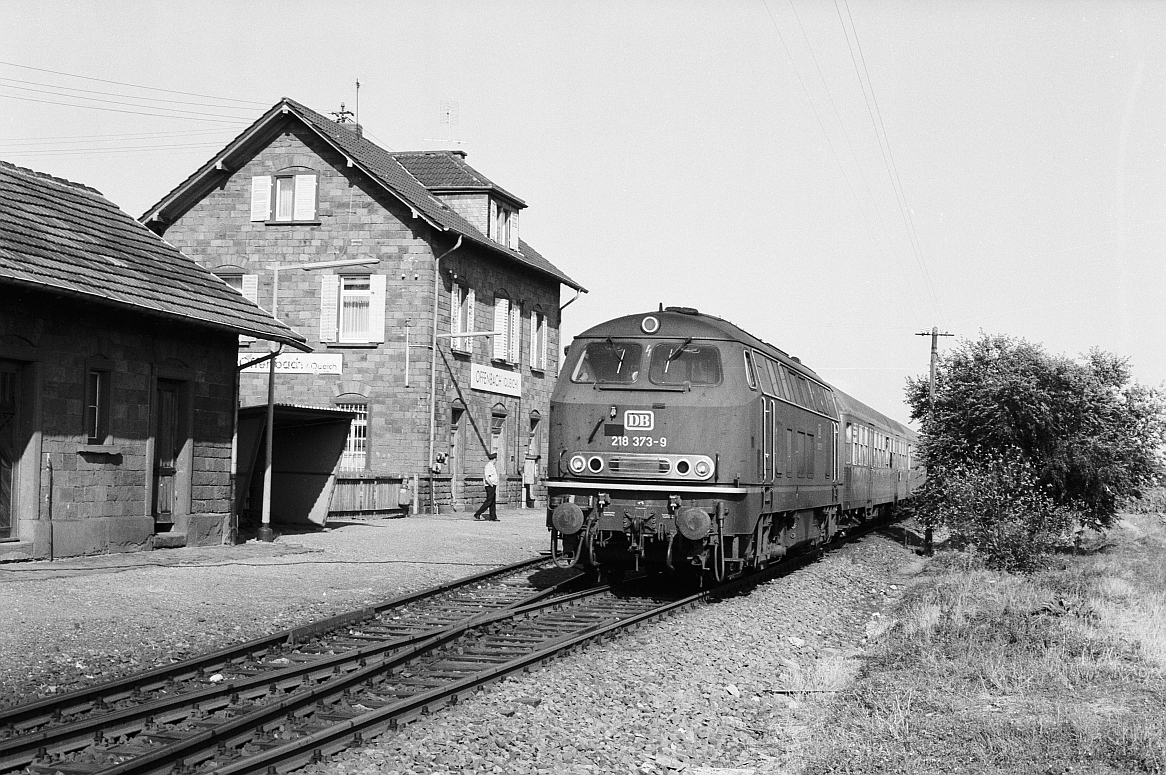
{"left": 489, "top": 199, "right": 518, "bottom": 249}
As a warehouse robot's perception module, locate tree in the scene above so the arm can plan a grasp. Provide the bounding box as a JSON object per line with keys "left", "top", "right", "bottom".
{"left": 906, "top": 333, "right": 1166, "bottom": 565}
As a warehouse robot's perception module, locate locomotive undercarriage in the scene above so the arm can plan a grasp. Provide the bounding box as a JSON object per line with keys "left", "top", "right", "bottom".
{"left": 549, "top": 488, "right": 843, "bottom": 582}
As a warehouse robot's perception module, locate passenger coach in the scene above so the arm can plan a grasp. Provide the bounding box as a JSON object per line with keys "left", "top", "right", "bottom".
{"left": 546, "top": 307, "right": 921, "bottom": 581}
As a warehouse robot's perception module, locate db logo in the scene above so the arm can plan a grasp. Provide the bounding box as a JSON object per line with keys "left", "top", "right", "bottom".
{"left": 625, "top": 410, "right": 654, "bottom": 431}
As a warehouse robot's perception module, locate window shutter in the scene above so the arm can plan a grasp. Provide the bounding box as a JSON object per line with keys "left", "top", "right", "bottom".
{"left": 508, "top": 209, "right": 519, "bottom": 250}
{"left": 493, "top": 297, "right": 509, "bottom": 359}
{"left": 250, "top": 176, "right": 272, "bottom": 221}
{"left": 541, "top": 314, "right": 549, "bottom": 371}
{"left": 529, "top": 311, "right": 537, "bottom": 368}
{"left": 241, "top": 274, "right": 259, "bottom": 304}
{"left": 509, "top": 304, "right": 521, "bottom": 363}
{"left": 368, "top": 274, "right": 386, "bottom": 343}
{"left": 293, "top": 174, "right": 317, "bottom": 221}
{"left": 240, "top": 274, "right": 260, "bottom": 344}
{"left": 320, "top": 275, "right": 339, "bottom": 342}
{"left": 489, "top": 199, "right": 498, "bottom": 241}
{"left": 466, "top": 288, "right": 475, "bottom": 355}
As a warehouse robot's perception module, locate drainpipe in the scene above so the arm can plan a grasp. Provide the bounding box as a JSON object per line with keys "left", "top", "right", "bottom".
{"left": 427, "top": 235, "right": 462, "bottom": 514}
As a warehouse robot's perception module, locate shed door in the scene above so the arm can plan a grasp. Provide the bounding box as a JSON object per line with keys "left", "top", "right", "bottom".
{"left": 153, "top": 380, "right": 180, "bottom": 525}
{"left": 0, "top": 361, "right": 18, "bottom": 540}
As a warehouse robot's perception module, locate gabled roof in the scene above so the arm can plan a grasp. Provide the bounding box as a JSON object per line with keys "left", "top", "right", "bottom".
{"left": 392, "top": 151, "right": 525, "bottom": 206}
{"left": 142, "top": 98, "right": 584, "bottom": 292}
{"left": 0, "top": 161, "right": 309, "bottom": 350}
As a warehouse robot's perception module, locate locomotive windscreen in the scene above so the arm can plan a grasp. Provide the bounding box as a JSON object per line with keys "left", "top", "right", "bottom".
{"left": 648, "top": 343, "right": 722, "bottom": 385}
{"left": 571, "top": 341, "right": 643, "bottom": 384}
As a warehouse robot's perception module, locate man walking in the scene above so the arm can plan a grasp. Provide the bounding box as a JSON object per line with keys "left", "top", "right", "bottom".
{"left": 474, "top": 452, "right": 499, "bottom": 521}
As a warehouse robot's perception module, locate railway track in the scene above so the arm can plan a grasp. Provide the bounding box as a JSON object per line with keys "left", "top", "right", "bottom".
{"left": 0, "top": 557, "right": 582, "bottom": 770}
{"left": 0, "top": 516, "right": 906, "bottom": 775}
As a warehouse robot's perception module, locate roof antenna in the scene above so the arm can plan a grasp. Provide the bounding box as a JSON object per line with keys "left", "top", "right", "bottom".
{"left": 423, "top": 100, "right": 466, "bottom": 146}
{"left": 331, "top": 103, "right": 354, "bottom": 124}
{"left": 355, "top": 78, "right": 360, "bottom": 125}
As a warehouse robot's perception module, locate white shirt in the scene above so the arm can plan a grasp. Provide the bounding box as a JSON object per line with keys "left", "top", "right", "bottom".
{"left": 484, "top": 459, "right": 499, "bottom": 486}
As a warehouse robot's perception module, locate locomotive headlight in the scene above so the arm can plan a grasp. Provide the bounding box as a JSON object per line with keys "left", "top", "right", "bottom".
{"left": 694, "top": 460, "right": 711, "bottom": 478}
{"left": 569, "top": 455, "right": 586, "bottom": 474}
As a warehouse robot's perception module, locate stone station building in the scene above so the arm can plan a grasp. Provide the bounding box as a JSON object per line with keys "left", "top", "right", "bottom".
{"left": 142, "top": 98, "right": 585, "bottom": 517}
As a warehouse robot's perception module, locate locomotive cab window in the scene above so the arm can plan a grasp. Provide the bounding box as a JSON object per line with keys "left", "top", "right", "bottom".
{"left": 649, "top": 342, "right": 722, "bottom": 386}
{"left": 571, "top": 341, "right": 643, "bottom": 384}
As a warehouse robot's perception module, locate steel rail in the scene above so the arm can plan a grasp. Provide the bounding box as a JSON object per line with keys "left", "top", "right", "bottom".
{"left": 0, "top": 557, "right": 578, "bottom": 757}
{"left": 0, "top": 556, "right": 555, "bottom": 731}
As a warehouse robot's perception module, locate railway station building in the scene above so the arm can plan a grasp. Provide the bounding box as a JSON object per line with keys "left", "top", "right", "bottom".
{"left": 141, "top": 98, "right": 585, "bottom": 520}
{"left": 0, "top": 161, "right": 306, "bottom": 561}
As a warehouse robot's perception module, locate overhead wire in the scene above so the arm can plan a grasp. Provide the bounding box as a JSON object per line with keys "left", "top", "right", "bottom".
{"left": 0, "top": 60, "right": 268, "bottom": 106}
{"left": 784, "top": 0, "right": 914, "bottom": 293}
{"left": 0, "top": 91, "right": 252, "bottom": 124}
{"left": 761, "top": 1, "right": 894, "bottom": 265}
{"left": 0, "top": 75, "right": 261, "bottom": 112}
{"left": 0, "top": 83, "right": 257, "bottom": 120}
{"left": 835, "top": 0, "right": 945, "bottom": 321}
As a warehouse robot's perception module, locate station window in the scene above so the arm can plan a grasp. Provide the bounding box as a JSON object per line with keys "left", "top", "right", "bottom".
{"left": 451, "top": 283, "right": 475, "bottom": 354}
{"left": 336, "top": 398, "right": 369, "bottom": 471}
{"left": 85, "top": 366, "right": 112, "bottom": 445}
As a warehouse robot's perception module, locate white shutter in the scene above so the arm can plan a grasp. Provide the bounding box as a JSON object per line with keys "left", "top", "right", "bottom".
{"left": 241, "top": 274, "right": 259, "bottom": 304}
{"left": 540, "top": 312, "right": 548, "bottom": 371}
{"left": 466, "top": 287, "right": 475, "bottom": 355}
{"left": 320, "top": 275, "right": 339, "bottom": 342}
{"left": 240, "top": 274, "right": 260, "bottom": 344}
{"left": 368, "top": 274, "right": 386, "bottom": 343}
{"left": 493, "top": 297, "right": 509, "bottom": 360}
{"left": 529, "top": 311, "right": 537, "bottom": 368}
{"left": 293, "top": 174, "right": 317, "bottom": 221}
{"left": 508, "top": 208, "right": 519, "bottom": 250}
{"left": 489, "top": 199, "right": 498, "bottom": 241}
{"left": 250, "top": 176, "right": 271, "bottom": 221}
{"left": 509, "top": 304, "right": 521, "bottom": 363}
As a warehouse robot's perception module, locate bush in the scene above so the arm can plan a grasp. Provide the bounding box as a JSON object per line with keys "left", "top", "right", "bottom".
{"left": 917, "top": 448, "right": 1074, "bottom": 572}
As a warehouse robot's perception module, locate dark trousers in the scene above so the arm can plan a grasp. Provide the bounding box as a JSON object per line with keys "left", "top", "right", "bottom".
{"left": 474, "top": 484, "right": 497, "bottom": 520}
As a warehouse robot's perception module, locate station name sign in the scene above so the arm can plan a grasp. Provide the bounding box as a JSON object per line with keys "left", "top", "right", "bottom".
{"left": 238, "top": 353, "right": 343, "bottom": 375}
{"left": 470, "top": 363, "right": 521, "bottom": 397}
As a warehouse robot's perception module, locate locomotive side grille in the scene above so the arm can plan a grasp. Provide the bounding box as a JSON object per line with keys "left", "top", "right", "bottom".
{"left": 608, "top": 456, "right": 671, "bottom": 474}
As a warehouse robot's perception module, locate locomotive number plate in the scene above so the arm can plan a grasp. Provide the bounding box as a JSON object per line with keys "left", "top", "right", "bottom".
{"left": 609, "top": 435, "right": 668, "bottom": 448}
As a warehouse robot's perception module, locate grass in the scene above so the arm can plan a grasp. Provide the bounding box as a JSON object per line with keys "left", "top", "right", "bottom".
{"left": 801, "top": 513, "right": 1166, "bottom": 774}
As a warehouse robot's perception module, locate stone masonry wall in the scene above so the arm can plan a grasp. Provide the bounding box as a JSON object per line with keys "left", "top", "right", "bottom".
{"left": 158, "top": 120, "right": 564, "bottom": 511}
{"left": 0, "top": 288, "right": 238, "bottom": 560}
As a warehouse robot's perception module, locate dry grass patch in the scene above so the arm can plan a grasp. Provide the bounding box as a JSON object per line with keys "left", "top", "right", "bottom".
{"left": 801, "top": 515, "right": 1166, "bottom": 775}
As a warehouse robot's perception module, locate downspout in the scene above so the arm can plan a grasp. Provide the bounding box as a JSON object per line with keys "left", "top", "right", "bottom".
{"left": 427, "top": 235, "right": 462, "bottom": 514}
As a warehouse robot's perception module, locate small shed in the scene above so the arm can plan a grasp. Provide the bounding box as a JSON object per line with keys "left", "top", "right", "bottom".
{"left": 236, "top": 404, "right": 354, "bottom": 529}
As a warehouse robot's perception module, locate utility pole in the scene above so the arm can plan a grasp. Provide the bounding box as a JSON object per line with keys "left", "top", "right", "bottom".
{"left": 916, "top": 326, "right": 954, "bottom": 412}
{"left": 915, "top": 326, "right": 953, "bottom": 556}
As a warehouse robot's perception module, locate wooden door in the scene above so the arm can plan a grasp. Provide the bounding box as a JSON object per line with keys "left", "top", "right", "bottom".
{"left": 449, "top": 407, "right": 465, "bottom": 504}
{"left": 0, "top": 361, "right": 17, "bottom": 541}
{"left": 153, "top": 380, "right": 180, "bottom": 525}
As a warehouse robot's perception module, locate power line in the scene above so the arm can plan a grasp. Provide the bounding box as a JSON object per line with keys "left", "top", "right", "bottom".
{"left": 0, "top": 142, "right": 227, "bottom": 158}
{"left": 0, "top": 83, "right": 256, "bottom": 120}
{"left": 0, "top": 91, "right": 250, "bottom": 124}
{"left": 0, "top": 60, "right": 268, "bottom": 106}
{"left": 837, "top": 0, "right": 944, "bottom": 320}
{"left": 0, "top": 129, "right": 230, "bottom": 146}
{"left": 0, "top": 76, "right": 260, "bottom": 112}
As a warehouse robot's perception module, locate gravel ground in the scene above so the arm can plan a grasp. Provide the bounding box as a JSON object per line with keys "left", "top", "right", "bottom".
{"left": 0, "top": 511, "right": 926, "bottom": 775}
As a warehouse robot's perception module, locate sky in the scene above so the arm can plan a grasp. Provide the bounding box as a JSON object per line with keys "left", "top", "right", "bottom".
{"left": 3, "top": 0, "right": 1164, "bottom": 427}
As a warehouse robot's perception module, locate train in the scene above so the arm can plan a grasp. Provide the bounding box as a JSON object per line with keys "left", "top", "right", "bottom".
{"left": 545, "top": 306, "right": 924, "bottom": 581}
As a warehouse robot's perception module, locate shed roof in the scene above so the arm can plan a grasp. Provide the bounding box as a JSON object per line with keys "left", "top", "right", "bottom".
{"left": 0, "top": 161, "right": 309, "bottom": 350}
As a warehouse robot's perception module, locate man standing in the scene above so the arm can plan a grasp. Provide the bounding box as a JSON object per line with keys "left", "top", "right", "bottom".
{"left": 474, "top": 452, "right": 499, "bottom": 521}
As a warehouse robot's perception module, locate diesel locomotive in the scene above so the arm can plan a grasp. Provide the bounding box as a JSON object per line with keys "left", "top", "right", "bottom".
{"left": 546, "top": 307, "right": 923, "bottom": 581}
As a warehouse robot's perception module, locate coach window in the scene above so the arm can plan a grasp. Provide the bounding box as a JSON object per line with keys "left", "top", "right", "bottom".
{"left": 571, "top": 341, "right": 642, "bottom": 384}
